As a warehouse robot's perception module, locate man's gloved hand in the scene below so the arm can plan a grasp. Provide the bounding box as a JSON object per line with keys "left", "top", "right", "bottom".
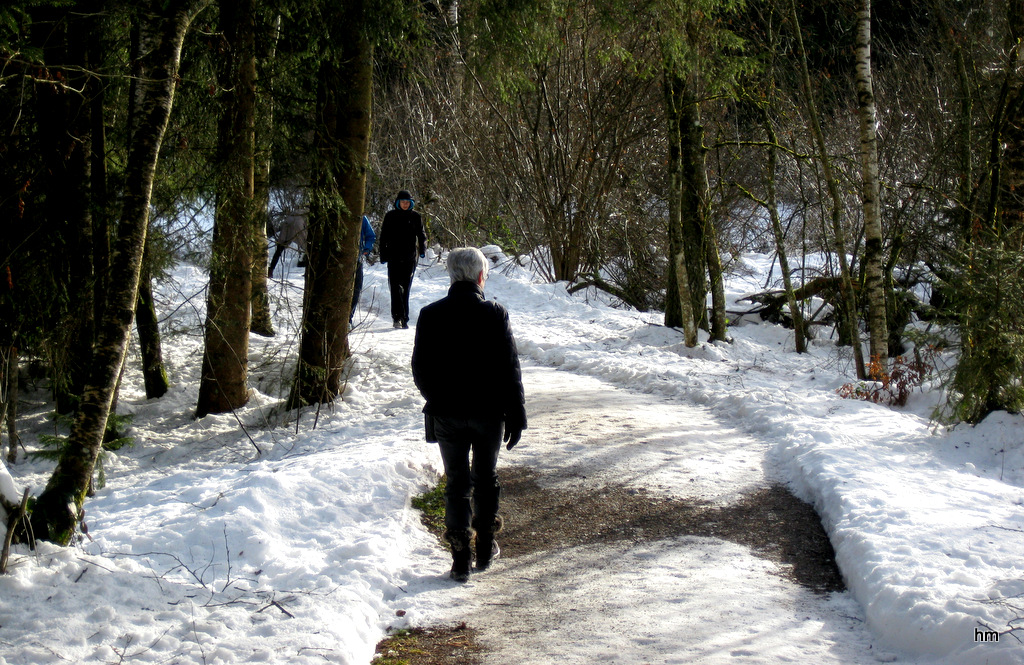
{"left": 504, "top": 427, "right": 522, "bottom": 450}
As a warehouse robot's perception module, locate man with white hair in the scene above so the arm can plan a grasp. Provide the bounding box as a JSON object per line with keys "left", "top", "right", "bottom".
{"left": 411, "top": 247, "right": 527, "bottom": 582}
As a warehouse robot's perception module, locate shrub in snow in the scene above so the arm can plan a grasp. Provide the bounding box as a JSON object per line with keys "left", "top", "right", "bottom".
{"left": 836, "top": 349, "right": 937, "bottom": 407}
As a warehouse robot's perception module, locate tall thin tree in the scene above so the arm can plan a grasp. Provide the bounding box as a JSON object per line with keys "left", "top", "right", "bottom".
{"left": 788, "top": 0, "right": 866, "bottom": 379}
{"left": 32, "top": 0, "right": 211, "bottom": 545}
{"left": 763, "top": 113, "right": 808, "bottom": 354}
{"left": 129, "top": 14, "right": 171, "bottom": 401}
{"left": 249, "top": 12, "right": 282, "bottom": 339}
{"left": 663, "top": 63, "right": 700, "bottom": 345}
{"left": 656, "top": 0, "right": 737, "bottom": 344}
{"left": 855, "top": 0, "right": 888, "bottom": 376}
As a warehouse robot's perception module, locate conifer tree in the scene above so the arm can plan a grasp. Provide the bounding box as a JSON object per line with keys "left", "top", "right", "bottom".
{"left": 197, "top": 0, "right": 259, "bottom": 417}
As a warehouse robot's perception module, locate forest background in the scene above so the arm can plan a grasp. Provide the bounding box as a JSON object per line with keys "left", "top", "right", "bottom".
{"left": 0, "top": 0, "right": 1023, "bottom": 547}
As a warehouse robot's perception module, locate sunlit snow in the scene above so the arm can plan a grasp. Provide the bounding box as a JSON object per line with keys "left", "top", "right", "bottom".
{"left": 1, "top": 247, "right": 1021, "bottom": 664}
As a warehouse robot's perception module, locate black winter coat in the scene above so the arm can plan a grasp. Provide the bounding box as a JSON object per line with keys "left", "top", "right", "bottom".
{"left": 379, "top": 207, "right": 426, "bottom": 265}
{"left": 411, "top": 281, "right": 527, "bottom": 430}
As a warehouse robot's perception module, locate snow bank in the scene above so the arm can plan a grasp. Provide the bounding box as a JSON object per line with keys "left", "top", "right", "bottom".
{"left": 1, "top": 250, "right": 1022, "bottom": 664}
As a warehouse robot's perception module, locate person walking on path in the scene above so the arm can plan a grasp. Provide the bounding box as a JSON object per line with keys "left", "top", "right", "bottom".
{"left": 378, "top": 190, "right": 426, "bottom": 328}
{"left": 350, "top": 215, "right": 377, "bottom": 325}
{"left": 411, "top": 247, "right": 527, "bottom": 582}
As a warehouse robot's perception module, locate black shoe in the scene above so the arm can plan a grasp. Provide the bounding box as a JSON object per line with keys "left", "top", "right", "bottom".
{"left": 475, "top": 538, "right": 500, "bottom": 571}
{"left": 401, "top": 319, "right": 409, "bottom": 329}
{"left": 393, "top": 319, "right": 402, "bottom": 329}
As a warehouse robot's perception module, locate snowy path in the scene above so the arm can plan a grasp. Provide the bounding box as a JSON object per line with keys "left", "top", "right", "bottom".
{"left": 4, "top": 257, "right": 1022, "bottom": 664}
{"left": 509, "top": 364, "right": 768, "bottom": 505}
{"left": 407, "top": 363, "right": 893, "bottom": 664}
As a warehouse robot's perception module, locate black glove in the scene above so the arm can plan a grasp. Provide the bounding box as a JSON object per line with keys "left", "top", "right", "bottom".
{"left": 504, "top": 426, "right": 522, "bottom": 450}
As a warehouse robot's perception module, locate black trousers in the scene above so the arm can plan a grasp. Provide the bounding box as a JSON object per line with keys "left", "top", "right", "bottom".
{"left": 387, "top": 260, "right": 416, "bottom": 323}
{"left": 434, "top": 416, "right": 503, "bottom": 533}
{"left": 350, "top": 258, "right": 364, "bottom": 322}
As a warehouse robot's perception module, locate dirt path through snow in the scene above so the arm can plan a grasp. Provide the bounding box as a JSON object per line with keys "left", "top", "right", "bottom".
{"left": 380, "top": 363, "right": 896, "bottom": 664}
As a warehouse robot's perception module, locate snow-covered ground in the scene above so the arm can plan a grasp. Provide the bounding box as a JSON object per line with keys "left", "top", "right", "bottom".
{"left": 0, "top": 247, "right": 1021, "bottom": 665}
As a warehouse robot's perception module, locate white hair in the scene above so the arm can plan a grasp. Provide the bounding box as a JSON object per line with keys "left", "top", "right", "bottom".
{"left": 447, "top": 247, "right": 489, "bottom": 284}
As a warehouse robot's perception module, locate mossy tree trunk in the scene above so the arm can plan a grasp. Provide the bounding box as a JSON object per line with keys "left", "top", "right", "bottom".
{"left": 197, "top": 0, "right": 259, "bottom": 417}
{"left": 250, "top": 13, "right": 282, "bottom": 338}
{"left": 677, "top": 73, "right": 709, "bottom": 334}
{"left": 289, "top": 0, "right": 372, "bottom": 407}
{"left": 663, "top": 64, "right": 699, "bottom": 347}
{"left": 31, "top": 0, "right": 211, "bottom": 545}
{"left": 663, "top": 34, "right": 726, "bottom": 345}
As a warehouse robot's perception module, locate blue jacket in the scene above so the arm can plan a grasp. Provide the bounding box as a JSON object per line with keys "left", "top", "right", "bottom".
{"left": 360, "top": 216, "right": 376, "bottom": 255}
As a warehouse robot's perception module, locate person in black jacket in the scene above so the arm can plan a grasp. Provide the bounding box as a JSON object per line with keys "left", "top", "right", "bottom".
{"left": 378, "top": 190, "right": 427, "bottom": 328}
{"left": 411, "top": 247, "right": 527, "bottom": 582}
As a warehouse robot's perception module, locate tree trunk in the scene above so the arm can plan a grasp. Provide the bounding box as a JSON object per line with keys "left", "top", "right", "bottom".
{"left": 289, "top": 1, "right": 372, "bottom": 406}
{"left": 788, "top": 0, "right": 866, "bottom": 379}
{"left": 249, "top": 211, "right": 274, "bottom": 336}
{"left": 762, "top": 112, "right": 807, "bottom": 353}
{"left": 0, "top": 266, "right": 15, "bottom": 464}
{"left": 663, "top": 64, "right": 699, "bottom": 346}
{"left": 197, "top": 0, "right": 258, "bottom": 417}
{"left": 2, "top": 345, "right": 19, "bottom": 465}
{"left": 677, "top": 75, "right": 710, "bottom": 333}
{"left": 32, "top": 0, "right": 210, "bottom": 545}
{"left": 855, "top": 0, "right": 888, "bottom": 376}
{"left": 125, "top": 15, "right": 169, "bottom": 403}
{"left": 136, "top": 248, "right": 169, "bottom": 399}
{"left": 249, "top": 215, "right": 275, "bottom": 336}
{"left": 703, "top": 208, "right": 728, "bottom": 343}
{"left": 250, "top": 13, "right": 282, "bottom": 338}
